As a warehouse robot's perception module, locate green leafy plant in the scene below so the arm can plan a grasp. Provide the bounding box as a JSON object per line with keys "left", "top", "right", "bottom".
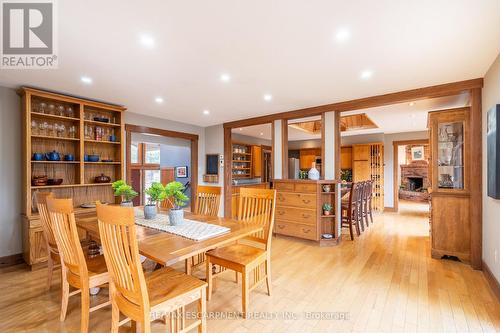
{"left": 112, "top": 180, "right": 138, "bottom": 202}
{"left": 144, "top": 182, "right": 167, "bottom": 206}
{"left": 164, "top": 181, "right": 189, "bottom": 210}
{"left": 340, "top": 169, "right": 352, "bottom": 182}
{"left": 322, "top": 203, "right": 332, "bottom": 212}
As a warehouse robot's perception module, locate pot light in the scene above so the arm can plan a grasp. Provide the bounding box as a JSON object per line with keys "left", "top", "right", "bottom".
{"left": 140, "top": 34, "right": 155, "bottom": 48}
{"left": 335, "top": 28, "right": 351, "bottom": 42}
{"left": 220, "top": 73, "right": 231, "bottom": 82}
{"left": 263, "top": 94, "right": 273, "bottom": 102}
{"left": 80, "top": 76, "right": 92, "bottom": 84}
{"left": 239, "top": 128, "right": 243, "bottom": 131}
{"left": 260, "top": 132, "right": 264, "bottom": 136}
{"left": 155, "top": 97, "right": 164, "bottom": 104}
{"left": 409, "top": 102, "right": 415, "bottom": 106}
{"left": 203, "top": 109, "right": 210, "bottom": 115}
{"left": 360, "top": 70, "right": 373, "bottom": 80}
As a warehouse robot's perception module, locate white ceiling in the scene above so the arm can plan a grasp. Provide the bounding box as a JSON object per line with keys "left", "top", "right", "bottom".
{"left": 1, "top": 1, "right": 499, "bottom": 127}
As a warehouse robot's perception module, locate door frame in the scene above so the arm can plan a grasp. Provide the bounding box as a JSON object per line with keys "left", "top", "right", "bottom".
{"left": 125, "top": 124, "right": 199, "bottom": 212}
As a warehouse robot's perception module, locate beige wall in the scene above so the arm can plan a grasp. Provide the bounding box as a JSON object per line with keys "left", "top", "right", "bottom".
{"left": 482, "top": 53, "right": 500, "bottom": 281}
{"left": 0, "top": 86, "right": 22, "bottom": 257}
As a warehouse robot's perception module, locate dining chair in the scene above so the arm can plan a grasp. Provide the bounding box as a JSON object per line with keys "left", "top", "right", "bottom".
{"left": 35, "top": 191, "right": 59, "bottom": 289}
{"left": 189, "top": 186, "right": 222, "bottom": 275}
{"left": 96, "top": 204, "right": 207, "bottom": 333}
{"left": 205, "top": 188, "right": 276, "bottom": 318}
{"left": 366, "top": 180, "right": 374, "bottom": 224}
{"left": 341, "top": 182, "right": 362, "bottom": 240}
{"left": 46, "top": 197, "right": 110, "bottom": 333}
{"left": 360, "top": 181, "right": 370, "bottom": 230}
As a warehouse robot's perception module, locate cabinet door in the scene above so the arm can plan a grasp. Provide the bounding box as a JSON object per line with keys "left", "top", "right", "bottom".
{"left": 353, "top": 160, "right": 370, "bottom": 181}
{"left": 341, "top": 147, "right": 353, "bottom": 169}
{"left": 353, "top": 145, "right": 370, "bottom": 160}
{"left": 251, "top": 145, "right": 262, "bottom": 177}
{"left": 299, "top": 149, "right": 319, "bottom": 169}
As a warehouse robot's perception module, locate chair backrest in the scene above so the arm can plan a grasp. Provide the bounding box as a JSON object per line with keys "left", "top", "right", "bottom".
{"left": 366, "top": 180, "right": 373, "bottom": 199}
{"left": 237, "top": 188, "right": 276, "bottom": 250}
{"left": 194, "top": 186, "right": 221, "bottom": 217}
{"left": 96, "top": 204, "right": 150, "bottom": 319}
{"left": 46, "top": 198, "right": 87, "bottom": 282}
{"left": 36, "top": 192, "right": 56, "bottom": 250}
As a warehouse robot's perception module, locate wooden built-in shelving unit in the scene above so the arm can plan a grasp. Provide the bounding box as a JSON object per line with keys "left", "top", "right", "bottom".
{"left": 20, "top": 87, "right": 126, "bottom": 267}
{"left": 231, "top": 143, "right": 253, "bottom": 179}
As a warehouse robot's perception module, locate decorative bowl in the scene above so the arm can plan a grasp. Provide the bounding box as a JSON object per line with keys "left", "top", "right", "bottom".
{"left": 88, "top": 155, "right": 99, "bottom": 162}
{"left": 94, "top": 173, "right": 111, "bottom": 183}
{"left": 47, "top": 178, "right": 63, "bottom": 186}
{"left": 32, "top": 175, "right": 48, "bottom": 186}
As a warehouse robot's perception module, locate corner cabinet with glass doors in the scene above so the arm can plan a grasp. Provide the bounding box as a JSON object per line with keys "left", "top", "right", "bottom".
{"left": 428, "top": 107, "right": 471, "bottom": 263}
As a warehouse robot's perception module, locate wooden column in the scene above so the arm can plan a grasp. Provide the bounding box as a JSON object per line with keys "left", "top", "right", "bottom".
{"left": 470, "top": 88, "right": 482, "bottom": 270}
{"left": 272, "top": 120, "right": 283, "bottom": 179}
{"left": 190, "top": 138, "right": 198, "bottom": 213}
{"left": 323, "top": 111, "right": 337, "bottom": 180}
{"left": 281, "top": 119, "right": 288, "bottom": 179}
{"left": 334, "top": 110, "right": 341, "bottom": 179}
{"left": 223, "top": 127, "right": 232, "bottom": 218}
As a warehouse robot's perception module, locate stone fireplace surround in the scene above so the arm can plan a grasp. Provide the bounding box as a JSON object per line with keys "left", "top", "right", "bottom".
{"left": 400, "top": 160, "right": 430, "bottom": 202}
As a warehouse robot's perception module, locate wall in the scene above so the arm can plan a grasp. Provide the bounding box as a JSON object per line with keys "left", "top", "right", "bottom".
{"left": 288, "top": 139, "right": 321, "bottom": 150}
{"left": 0, "top": 86, "right": 22, "bottom": 257}
{"left": 232, "top": 133, "right": 271, "bottom": 146}
{"left": 204, "top": 124, "right": 224, "bottom": 215}
{"left": 482, "top": 53, "right": 500, "bottom": 281}
{"left": 341, "top": 133, "right": 384, "bottom": 146}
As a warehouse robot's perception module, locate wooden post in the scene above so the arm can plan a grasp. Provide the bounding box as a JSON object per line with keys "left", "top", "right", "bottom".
{"left": 470, "top": 88, "right": 482, "bottom": 270}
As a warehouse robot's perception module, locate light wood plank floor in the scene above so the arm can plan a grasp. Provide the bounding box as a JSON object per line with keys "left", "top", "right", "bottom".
{"left": 1, "top": 201, "right": 498, "bottom": 332}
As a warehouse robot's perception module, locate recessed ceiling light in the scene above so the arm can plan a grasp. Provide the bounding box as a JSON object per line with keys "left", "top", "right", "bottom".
{"left": 203, "top": 110, "right": 210, "bottom": 115}
{"left": 409, "top": 102, "right": 415, "bottom": 106}
{"left": 155, "top": 97, "right": 164, "bottom": 104}
{"left": 220, "top": 73, "right": 231, "bottom": 82}
{"left": 263, "top": 94, "right": 273, "bottom": 102}
{"left": 80, "top": 76, "right": 92, "bottom": 84}
{"left": 260, "top": 132, "right": 264, "bottom": 136}
{"left": 239, "top": 128, "right": 243, "bottom": 131}
{"left": 140, "top": 34, "right": 155, "bottom": 48}
{"left": 335, "top": 28, "right": 351, "bottom": 42}
{"left": 360, "top": 70, "right": 373, "bottom": 80}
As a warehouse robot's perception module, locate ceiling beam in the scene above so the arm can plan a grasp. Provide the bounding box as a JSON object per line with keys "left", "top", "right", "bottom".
{"left": 223, "top": 78, "right": 483, "bottom": 129}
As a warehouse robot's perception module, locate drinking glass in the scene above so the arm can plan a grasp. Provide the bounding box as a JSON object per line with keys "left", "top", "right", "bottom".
{"left": 69, "top": 125, "right": 76, "bottom": 138}
{"left": 66, "top": 106, "right": 74, "bottom": 118}
{"left": 47, "top": 123, "right": 54, "bottom": 136}
{"left": 57, "top": 124, "right": 66, "bottom": 137}
{"left": 31, "top": 119, "right": 38, "bottom": 135}
{"left": 48, "top": 103, "right": 56, "bottom": 115}
{"left": 39, "top": 121, "right": 48, "bottom": 136}
{"left": 57, "top": 105, "right": 65, "bottom": 116}
{"left": 39, "top": 102, "right": 47, "bottom": 114}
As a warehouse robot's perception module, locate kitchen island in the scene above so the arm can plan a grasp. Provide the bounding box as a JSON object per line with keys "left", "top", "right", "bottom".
{"left": 273, "top": 179, "right": 342, "bottom": 246}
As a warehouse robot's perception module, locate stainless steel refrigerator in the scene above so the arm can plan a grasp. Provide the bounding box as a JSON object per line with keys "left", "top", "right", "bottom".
{"left": 288, "top": 158, "right": 300, "bottom": 179}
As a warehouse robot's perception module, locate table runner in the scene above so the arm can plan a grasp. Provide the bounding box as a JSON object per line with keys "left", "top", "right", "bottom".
{"left": 134, "top": 210, "right": 230, "bottom": 241}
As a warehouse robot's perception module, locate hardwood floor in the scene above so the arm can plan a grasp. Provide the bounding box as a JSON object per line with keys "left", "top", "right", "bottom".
{"left": 1, "top": 201, "right": 498, "bottom": 332}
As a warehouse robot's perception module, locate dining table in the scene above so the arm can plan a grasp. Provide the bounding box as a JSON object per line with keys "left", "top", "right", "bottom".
{"left": 76, "top": 210, "right": 264, "bottom": 274}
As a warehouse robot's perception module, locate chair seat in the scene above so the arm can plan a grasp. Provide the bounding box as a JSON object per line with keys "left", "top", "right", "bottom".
{"left": 206, "top": 244, "right": 266, "bottom": 266}
{"left": 146, "top": 266, "right": 206, "bottom": 307}
{"left": 86, "top": 255, "right": 108, "bottom": 277}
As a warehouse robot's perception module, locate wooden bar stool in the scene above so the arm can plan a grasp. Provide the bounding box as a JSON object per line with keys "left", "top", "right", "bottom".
{"left": 46, "top": 197, "right": 110, "bottom": 333}
{"left": 206, "top": 188, "right": 276, "bottom": 318}
{"left": 35, "top": 191, "right": 60, "bottom": 289}
{"left": 96, "top": 204, "right": 207, "bottom": 333}
{"left": 341, "top": 182, "right": 362, "bottom": 240}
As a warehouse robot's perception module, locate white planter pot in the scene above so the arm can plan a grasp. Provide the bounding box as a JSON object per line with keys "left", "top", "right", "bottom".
{"left": 168, "top": 209, "right": 184, "bottom": 226}
{"left": 144, "top": 205, "right": 157, "bottom": 219}
{"left": 120, "top": 201, "right": 133, "bottom": 207}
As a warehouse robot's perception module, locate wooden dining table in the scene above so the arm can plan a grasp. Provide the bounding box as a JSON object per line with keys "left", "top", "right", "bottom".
{"left": 76, "top": 211, "right": 264, "bottom": 273}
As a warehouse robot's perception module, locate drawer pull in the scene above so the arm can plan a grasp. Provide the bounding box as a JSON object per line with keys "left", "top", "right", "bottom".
{"left": 302, "top": 228, "right": 311, "bottom": 233}
{"left": 278, "top": 225, "right": 285, "bottom": 229}
{"left": 278, "top": 211, "right": 285, "bottom": 215}
{"left": 302, "top": 213, "right": 311, "bottom": 218}
{"left": 277, "top": 195, "right": 285, "bottom": 201}
{"left": 302, "top": 199, "right": 311, "bottom": 204}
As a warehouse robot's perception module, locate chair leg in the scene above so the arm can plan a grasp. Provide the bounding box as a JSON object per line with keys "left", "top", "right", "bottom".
{"left": 358, "top": 205, "right": 365, "bottom": 232}
{"left": 348, "top": 218, "right": 354, "bottom": 240}
{"left": 47, "top": 254, "right": 54, "bottom": 289}
{"left": 206, "top": 258, "right": 212, "bottom": 301}
{"left": 80, "top": 287, "right": 90, "bottom": 333}
{"left": 369, "top": 200, "right": 374, "bottom": 223}
{"left": 235, "top": 271, "right": 239, "bottom": 283}
{"left": 241, "top": 269, "right": 248, "bottom": 319}
{"left": 60, "top": 269, "right": 69, "bottom": 321}
{"left": 354, "top": 211, "right": 361, "bottom": 236}
{"left": 198, "top": 288, "right": 207, "bottom": 333}
{"left": 265, "top": 259, "right": 272, "bottom": 296}
{"left": 110, "top": 284, "right": 119, "bottom": 333}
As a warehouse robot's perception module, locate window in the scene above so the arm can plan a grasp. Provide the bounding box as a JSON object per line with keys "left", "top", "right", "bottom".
{"left": 131, "top": 143, "right": 140, "bottom": 164}
{"left": 144, "top": 169, "right": 161, "bottom": 203}
{"left": 144, "top": 143, "right": 161, "bottom": 165}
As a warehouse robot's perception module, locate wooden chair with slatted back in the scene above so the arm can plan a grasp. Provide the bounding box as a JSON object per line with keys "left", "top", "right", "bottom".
{"left": 46, "top": 197, "right": 110, "bottom": 333}
{"left": 341, "top": 182, "right": 362, "bottom": 240}
{"left": 35, "top": 191, "right": 60, "bottom": 289}
{"left": 189, "top": 186, "right": 222, "bottom": 274}
{"left": 205, "top": 188, "right": 277, "bottom": 318}
{"left": 96, "top": 204, "right": 207, "bottom": 333}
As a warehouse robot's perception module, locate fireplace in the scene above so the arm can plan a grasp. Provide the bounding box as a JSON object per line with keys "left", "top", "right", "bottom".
{"left": 407, "top": 177, "right": 423, "bottom": 191}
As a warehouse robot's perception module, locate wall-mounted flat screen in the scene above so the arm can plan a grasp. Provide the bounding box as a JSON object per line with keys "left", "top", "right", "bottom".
{"left": 206, "top": 154, "right": 219, "bottom": 175}
{"left": 487, "top": 104, "right": 500, "bottom": 199}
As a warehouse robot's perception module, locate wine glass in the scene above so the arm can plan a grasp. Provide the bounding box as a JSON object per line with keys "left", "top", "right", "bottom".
{"left": 39, "top": 121, "right": 48, "bottom": 136}
{"left": 31, "top": 119, "right": 38, "bottom": 135}
{"left": 39, "top": 102, "right": 47, "bottom": 114}
{"left": 56, "top": 124, "right": 66, "bottom": 137}
{"left": 66, "top": 106, "right": 74, "bottom": 118}
{"left": 69, "top": 125, "right": 76, "bottom": 138}
{"left": 57, "top": 105, "right": 65, "bottom": 116}
{"left": 47, "top": 123, "right": 54, "bottom": 136}
{"left": 48, "top": 103, "right": 56, "bottom": 115}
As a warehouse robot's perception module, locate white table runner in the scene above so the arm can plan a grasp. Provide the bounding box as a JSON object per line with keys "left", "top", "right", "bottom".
{"left": 134, "top": 210, "right": 230, "bottom": 241}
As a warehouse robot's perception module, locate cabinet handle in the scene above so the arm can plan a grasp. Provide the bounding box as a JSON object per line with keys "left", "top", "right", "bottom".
{"left": 278, "top": 225, "right": 285, "bottom": 229}
{"left": 278, "top": 211, "right": 285, "bottom": 215}
{"left": 277, "top": 195, "right": 285, "bottom": 201}
{"left": 302, "top": 199, "right": 311, "bottom": 204}
{"left": 302, "top": 228, "right": 311, "bottom": 233}
{"left": 302, "top": 214, "right": 311, "bottom": 218}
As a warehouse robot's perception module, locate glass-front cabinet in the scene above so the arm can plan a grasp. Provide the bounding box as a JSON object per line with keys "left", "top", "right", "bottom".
{"left": 429, "top": 108, "right": 469, "bottom": 192}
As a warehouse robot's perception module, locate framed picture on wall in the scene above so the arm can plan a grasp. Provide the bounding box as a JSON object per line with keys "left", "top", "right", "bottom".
{"left": 176, "top": 166, "right": 188, "bottom": 178}
{"left": 411, "top": 146, "right": 425, "bottom": 161}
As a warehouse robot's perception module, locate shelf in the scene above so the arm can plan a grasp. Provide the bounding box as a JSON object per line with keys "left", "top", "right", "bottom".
{"left": 84, "top": 161, "right": 121, "bottom": 165}
{"left": 233, "top": 168, "right": 250, "bottom": 170}
{"left": 31, "top": 112, "right": 80, "bottom": 122}
{"left": 321, "top": 215, "right": 335, "bottom": 218}
{"left": 232, "top": 152, "right": 251, "bottom": 155}
{"left": 31, "top": 160, "right": 80, "bottom": 164}
{"left": 84, "top": 120, "right": 121, "bottom": 127}
{"left": 32, "top": 135, "right": 80, "bottom": 141}
{"left": 84, "top": 139, "right": 121, "bottom": 145}
{"left": 232, "top": 160, "right": 251, "bottom": 162}
{"left": 31, "top": 182, "right": 113, "bottom": 189}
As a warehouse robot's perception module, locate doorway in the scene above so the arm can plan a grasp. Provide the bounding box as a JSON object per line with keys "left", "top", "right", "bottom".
{"left": 125, "top": 124, "right": 198, "bottom": 211}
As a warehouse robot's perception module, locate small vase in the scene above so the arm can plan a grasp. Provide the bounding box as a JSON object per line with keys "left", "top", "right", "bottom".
{"left": 324, "top": 210, "right": 330, "bottom": 216}
{"left": 144, "top": 205, "right": 157, "bottom": 220}
{"left": 168, "top": 209, "right": 184, "bottom": 226}
{"left": 308, "top": 162, "right": 320, "bottom": 180}
{"left": 120, "top": 201, "right": 133, "bottom": 207}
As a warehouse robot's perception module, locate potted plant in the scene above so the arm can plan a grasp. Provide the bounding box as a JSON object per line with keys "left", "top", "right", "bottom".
{"left": 322, "top": 202, "right": 332, "bottom": 216}
{"left": 164, "top": 181, "right": 189, "bottom": 225}
{"left": 143, "top": 182, "right": 166, "bottom": 219}
{"left": 112, "top": 180, "right": 138, "bottom": 207}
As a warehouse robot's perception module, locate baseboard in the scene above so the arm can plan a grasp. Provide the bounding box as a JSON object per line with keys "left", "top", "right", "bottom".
{"left": 482, "top": 260, "right": 500, "bottom": 301}
{"left": 384, "top": 207, "right": 397, "bottom": 212}
{"left": 0, "top": 253, "right": 24, "bottom": 268}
